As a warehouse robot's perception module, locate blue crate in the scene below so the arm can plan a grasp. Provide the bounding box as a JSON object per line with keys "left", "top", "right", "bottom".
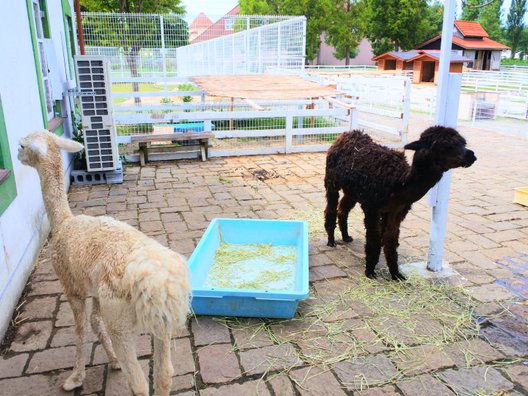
{"left": 187, "top": 218, "right": 309, "bottom": 319}
{"left": 173, "top": 122, "right": 215, "bottom": 133}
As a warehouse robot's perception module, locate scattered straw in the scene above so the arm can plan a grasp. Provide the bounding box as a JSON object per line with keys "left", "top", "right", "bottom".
{"left": 218, "top": 272, "right": 485, "bottom": 375}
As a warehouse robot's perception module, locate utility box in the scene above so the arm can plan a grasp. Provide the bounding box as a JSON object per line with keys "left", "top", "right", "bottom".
{"left": 74, "top": 56, "right": 119, "bottom": 172}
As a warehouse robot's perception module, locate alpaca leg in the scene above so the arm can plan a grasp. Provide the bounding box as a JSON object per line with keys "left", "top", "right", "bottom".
{"left": 383, "top": 216, "right": 406, "bottom": 281}
{"left": 325, "top": 190, "right": 340, "bottom": 247}
{"left": 90, "top": 298, "right": 120, "bottom": 369}
{"left": 62, "top": 297, "right": 87, "bottom": 391}
{"left": 338, "top": 194, "right": 356, "bottom": 243}
{"left": 364, "top": 210, "right": 382, "bottom": 279}
{"left": 101, "top": 298, "right": 149, "bottom": 396}
{"left": 153, "top": 335, "right": 173, "bottom": 396}
{"left": 108, "top": 331, "right": 149, "bottom": 396}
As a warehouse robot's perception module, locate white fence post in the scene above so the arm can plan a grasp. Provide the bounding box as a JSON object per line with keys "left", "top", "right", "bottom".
{"left": 285, "top": 115, "right": 293, "bottom": 153}
{"left": 427, "top": 0, "right": 458, "bottom": 272}
{"left": 258, "top": 29, "right": 262, "bottom": 73}
{"left": 245, "top": 17, "right": 250, "bottom": 73}
{"left": 401, "top": 78, "right": 411, "bottom": 145}
{"left": 160, "top": 15, "right": 167, "bottom": 86}
{"left": 471, "top": 99, "right": 478, "bottom": 127}
{"left": 277, "top": 24, "right": 282, "bottom": 69}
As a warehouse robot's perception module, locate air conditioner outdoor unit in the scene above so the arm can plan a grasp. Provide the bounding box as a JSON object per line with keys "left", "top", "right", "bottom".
{"left": 74, "top": 55, "right": 119, "bottom": 172}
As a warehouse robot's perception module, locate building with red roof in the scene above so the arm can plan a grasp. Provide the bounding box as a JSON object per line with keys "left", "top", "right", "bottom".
{"left": 192, "top": 5, "right": 241, "bottom": 44}
{"left": 189, "top": 12, "right": 213, "bottom": 43}
{"left": 415, "top": 20, "right": 509, "bottom": 70}
{"left": 372, "top": 20, "right": 509, "bottom": 84}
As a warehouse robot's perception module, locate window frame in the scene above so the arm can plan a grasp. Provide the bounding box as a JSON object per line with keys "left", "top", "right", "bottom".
{"left": 0, "top": 96, "right": 17, "bottom": 216}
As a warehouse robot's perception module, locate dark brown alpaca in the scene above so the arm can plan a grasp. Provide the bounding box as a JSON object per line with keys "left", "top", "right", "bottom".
{"left": 324, "top": 126, "right": 476, "bottom": 280}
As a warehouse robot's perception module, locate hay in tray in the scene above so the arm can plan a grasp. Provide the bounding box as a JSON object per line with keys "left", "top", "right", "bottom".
{"left": 204, "top": 243, "right": 297, "bottom": 290}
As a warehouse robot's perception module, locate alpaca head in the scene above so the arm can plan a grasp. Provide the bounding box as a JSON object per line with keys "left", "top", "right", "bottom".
{"left": 404, "top": 126, "right": 476, "bottom": 171}
{"left": 18, "top": 130, "right": 83, "bottom": 167}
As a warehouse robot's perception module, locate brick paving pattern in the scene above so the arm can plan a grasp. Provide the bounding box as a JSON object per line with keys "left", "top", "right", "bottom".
{"left": 1, "top": 118, "right": 527, "bottom": 395}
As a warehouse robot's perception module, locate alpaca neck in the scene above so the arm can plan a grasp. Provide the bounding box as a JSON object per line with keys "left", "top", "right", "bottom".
{"left": 37, "top": 152, "right": 73, "bottom": 231}
{"left": 400, "top": 157, "right": 444, "bottom": 203}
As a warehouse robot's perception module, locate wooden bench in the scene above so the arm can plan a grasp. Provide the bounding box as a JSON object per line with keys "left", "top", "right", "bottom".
{"left": 131, "top": 132, "right": 214, "bottom": 166}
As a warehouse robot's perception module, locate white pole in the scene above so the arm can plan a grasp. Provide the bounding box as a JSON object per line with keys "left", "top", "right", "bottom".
{"left": 426, "top": 0, "right": 458, "bottom": 272}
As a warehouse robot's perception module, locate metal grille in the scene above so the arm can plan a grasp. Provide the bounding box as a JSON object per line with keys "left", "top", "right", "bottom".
{"left": 75, "top": 56, "right": 119, "bottom": 171}
{"left": 176, "top": 17, "right": 306, "bottom": 76}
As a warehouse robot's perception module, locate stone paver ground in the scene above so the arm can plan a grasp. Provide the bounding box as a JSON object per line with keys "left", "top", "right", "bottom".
{"left": 1, "top": 116, "right": 528, "bottom": 395}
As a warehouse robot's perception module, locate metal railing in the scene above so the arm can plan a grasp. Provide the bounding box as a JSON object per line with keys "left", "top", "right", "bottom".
{"left": 176, "top": 16, "right": 306, "bottom": 77}
{"left": 81, "top": 12, "right": 297, "bottom": 78}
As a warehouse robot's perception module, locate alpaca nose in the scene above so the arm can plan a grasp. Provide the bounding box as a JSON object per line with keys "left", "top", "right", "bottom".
{"left": 464, "top": 149, "right": 476, "bottom": 167}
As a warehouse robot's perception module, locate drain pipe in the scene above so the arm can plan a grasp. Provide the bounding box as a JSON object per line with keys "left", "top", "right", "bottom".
{"left": 74, "top": 0, "right": 85, "bottom": 55}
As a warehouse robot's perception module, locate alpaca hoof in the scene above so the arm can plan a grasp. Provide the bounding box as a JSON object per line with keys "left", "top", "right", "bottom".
{"left": 61, "top": 376, "right": 84, "bottom": 391}
{"left": 392, "top": 272, "right": 407, "bottom": 281}
{"left": 366, "top": 270, "right": 377, "bottom": 279}
{"left": 327, "top": 240, "right": 336, "bottom": 247}
{"left": 109, "top": 360, "right": 121, "bottom": 370}
{"left": 342, "top": 236, "right": 353, "bottom": 243}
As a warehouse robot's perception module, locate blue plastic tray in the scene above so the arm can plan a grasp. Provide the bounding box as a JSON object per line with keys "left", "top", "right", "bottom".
{"left": 187, "top": 218, "right": 309, "bottom": 318}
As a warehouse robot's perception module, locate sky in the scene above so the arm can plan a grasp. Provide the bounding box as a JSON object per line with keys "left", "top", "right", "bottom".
{"left": 181, "top": 0, "right": 239, "bottom": 23}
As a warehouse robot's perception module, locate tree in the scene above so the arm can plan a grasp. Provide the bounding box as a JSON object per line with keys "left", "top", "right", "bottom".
{"left": 80, "top": 0, "right": 184, "bottom": 14}
{"left": 365, "top": 0, "right": 433, "bottom": 55}
{"left": 240, "top": 0, "right": 330, "bottom": 61}
{"left": 506, "top": 0, "right": 527, "bottom": 58}
{"left": 478, "top": 0, "right": 504, "bottom": 42}
{"left": 461, "top": 0, "right": 481, "bottom": 20}
{"left": 325, "top": 1, "right": 366, "bottom": 64}
{"left": 80, "top": 0, "right": 187, "bottom": 104}
{"left": 425, "top": 1, "right": 444, "bottom": 40}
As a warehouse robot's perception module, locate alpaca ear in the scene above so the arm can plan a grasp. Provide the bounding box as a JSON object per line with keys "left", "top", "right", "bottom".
{"left": 404, "top": 140, "right": 423, "bottom": 151}
{"left": 53, "top": 136, "right": 84, "bottom": 153}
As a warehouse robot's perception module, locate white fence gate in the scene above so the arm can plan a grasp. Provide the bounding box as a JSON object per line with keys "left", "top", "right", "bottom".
{"left": 331, "top": 75, "right": 411, "bottom": 145}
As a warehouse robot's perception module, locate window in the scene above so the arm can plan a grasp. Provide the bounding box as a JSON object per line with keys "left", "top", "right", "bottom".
{"left": 61, "top": 0, "right": 76, "bottom": 79}
{"left": 225, "top": 18, "right": 234, "bottom": 31}
{"left": 27, "top": 0, "right": 54, "bottom": 123}
{"left": 33, "top": 0, "right": 53, "bottom": 119}
{"left": 0, "top": 96, "right": 17, "bottom": 216}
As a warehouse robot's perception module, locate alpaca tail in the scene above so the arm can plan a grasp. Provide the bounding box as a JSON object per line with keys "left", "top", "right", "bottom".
{"left": 127, "top": 252, "right": 190, "bottom": 340}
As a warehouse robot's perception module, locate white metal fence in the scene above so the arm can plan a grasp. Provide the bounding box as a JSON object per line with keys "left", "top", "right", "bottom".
{"left": 461, "top": 69, "right": 528, "bottom": 93}
{"left": 112, "top": 77, "right": 355, "bottom": 158}
{"left": 81, "top": 12, "right": 296, "bottom": 78}
{"left": 176, "top": 17, "right": 306, "bottom": 76}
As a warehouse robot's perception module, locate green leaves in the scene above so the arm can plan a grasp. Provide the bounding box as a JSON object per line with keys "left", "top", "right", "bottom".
{"left": 506, "top": 0, "right": 527, "bottom": 57}
{"left": 365, "top": 0, "right": 439, "bottom": 55}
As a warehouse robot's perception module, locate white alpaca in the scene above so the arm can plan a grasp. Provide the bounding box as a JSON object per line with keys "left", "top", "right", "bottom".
{"left": 18, "top": 130, "right": 190, "bottom": 396}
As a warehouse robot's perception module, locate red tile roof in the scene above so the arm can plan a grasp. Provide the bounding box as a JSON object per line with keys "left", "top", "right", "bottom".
{"left": 190, "top": 12, "right": 213, "bottom": 29}
{"left": 373, "top": 50, "right": 469, "bottom": 63}
{"left": 416, "top": 34, "right": 509, "bottom": 51}
{"left": 193, "top": 5, "right": 241, "bottom": 43}
{"left": 454, "top": 20, "right": 488, "bottom": 38}
{"left": 452, "top": 36, "right": 509, "bottom": 50}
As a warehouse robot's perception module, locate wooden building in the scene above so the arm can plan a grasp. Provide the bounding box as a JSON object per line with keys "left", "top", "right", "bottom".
{"left": 416, "top": 20, "right": 509, "bottom": 71}
{"left": 372, "top": 50, "right": 469, "bottom": 84}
